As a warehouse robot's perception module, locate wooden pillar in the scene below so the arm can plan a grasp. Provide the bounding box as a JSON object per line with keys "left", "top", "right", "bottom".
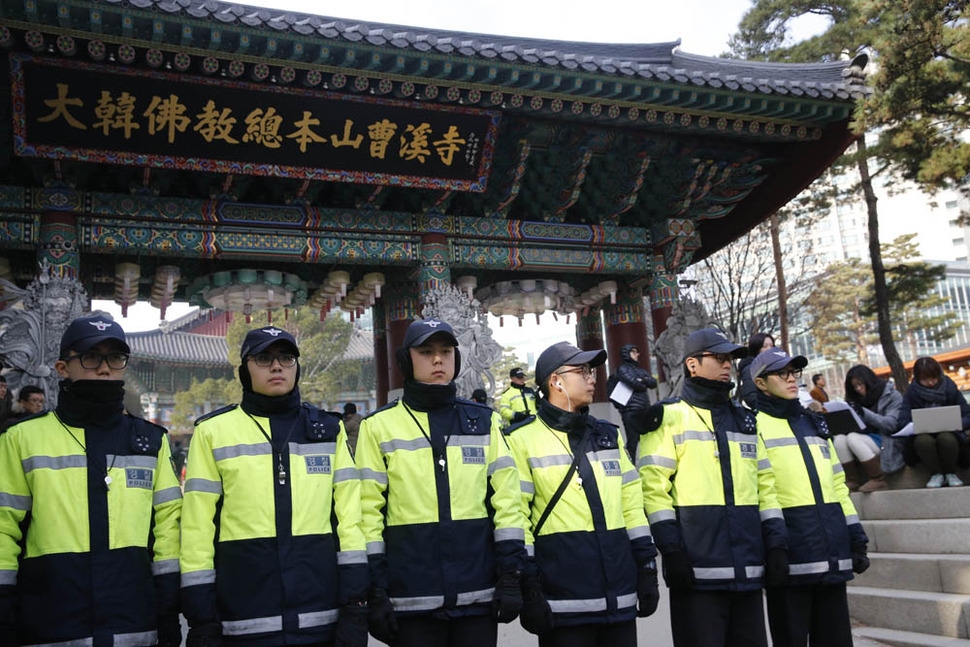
{"left": 372, "top": 300, "right": 389, "bottom": 407}
{"left": 576, "top": 306, "right": 607, "bottom": 402}
{"left": 418, "top": 232, "right": 451, "bottom": 305}
{"left": 605, "top": 283, "right": 651, "bottom": 375}
{"left": 39, "top": 211, "right": 80, "bottom": 279}
{"left": 384, "top": 282, "right": 419, "bottom": 391}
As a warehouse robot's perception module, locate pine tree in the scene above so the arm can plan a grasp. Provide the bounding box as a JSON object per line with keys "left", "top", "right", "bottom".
{"left": 805, "top": 259, "right": 878, "bottom": 364}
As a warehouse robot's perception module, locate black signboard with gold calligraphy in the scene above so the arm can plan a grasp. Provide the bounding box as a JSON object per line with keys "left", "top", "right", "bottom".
{"left": 11, "top": 54, "right": 500, "bottom": 191}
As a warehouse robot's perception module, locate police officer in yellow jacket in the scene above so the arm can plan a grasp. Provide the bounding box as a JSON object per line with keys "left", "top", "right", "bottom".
{"left": 356, "top": 318, "right": 527, "bottom": 647}
{"left": 180, "top": 326, "right": 368, "bottom": 647}
{"left": 499, "top": 368, "right": 537, "bottom": 427}
{"left": 0, "top": 314, "right": 182, "bottom": 647}
{"left": 750, "top": 348, "right": 869, "bottom": 647}
{"left": 507, "top": 342, "right": 659, "bottom": 647}
{"left": 639, "top": 328, "right": 788, "bottom": 647}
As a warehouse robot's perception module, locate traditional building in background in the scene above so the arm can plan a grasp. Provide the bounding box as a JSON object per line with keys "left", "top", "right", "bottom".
{"left": 125, "top": 308, "right": 376, "bottom": 432}
{"left": 0, "top": 0, "right": 867, "bottom": 405}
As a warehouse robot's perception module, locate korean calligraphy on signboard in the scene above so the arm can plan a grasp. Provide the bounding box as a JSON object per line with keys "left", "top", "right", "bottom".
{"left": 11, "top": 54, "right": 500, "bottom": 192}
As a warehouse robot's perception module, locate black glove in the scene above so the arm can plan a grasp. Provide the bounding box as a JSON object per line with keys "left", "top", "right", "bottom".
{"left": 661, "top": 550, "right": 694, "bottom": 590}
{"left": 519, "top": 572, "right": 554, "bottom": 636}
{"left": 636, "top": 567, "right": 660, "bottom": 618}
{"left": 156, "top": 615, "right": 182, "bottom": 647}
{"left": 511, "top": 411, "right": 529, "bottom": 423}
{"left": 492, "top": 570, "right": 523, "bottom": 623}
{"left": 186, "top": 623, "right": 222, "bottom": 647}
{"left": 368, "top": 588, "right": 398, "bottom": 645}
{"left": 765, "top": 547, "right": 789, "bottom": 587}
{"left": 335, "top": 603, "right": 369, "bottom": 647}
{"left": 851, "top": 543, "right": 870, "bottom": 574}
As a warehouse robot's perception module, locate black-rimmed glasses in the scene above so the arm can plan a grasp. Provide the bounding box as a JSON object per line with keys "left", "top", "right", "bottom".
{"left": 556, "top": 365, "right": 594, "bottom": 380}
{"left": 695, "top": 352, "right": 734, "bottom": 364}
{"left": 249, "top": 353, "right": 298, "bottom": 368}
{"left": 766, "top": 368, "right": 803, "bottom": 380}
{"left": 65, "top": 352, "right": 130, "bottom": 370}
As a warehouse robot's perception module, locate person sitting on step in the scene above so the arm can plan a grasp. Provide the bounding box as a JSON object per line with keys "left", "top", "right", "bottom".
{"left": 897, "top": 356, "right": 969, "bottom": 488}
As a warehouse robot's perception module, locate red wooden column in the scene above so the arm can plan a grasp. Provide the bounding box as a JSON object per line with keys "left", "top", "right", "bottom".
{"left": 371, "top": 300, "right": 389, "bottom": 407}
{"left": 384, "top": 282, "right": 419, "bottom": 392}
{"left": 604, "top": 283, "right": 651, "bottom": 376}
{"left": 575, "top": 307, "right": 608, "bottom": 402}
{"left": 648, "top": 253, "right": 679, "bottom": 383}
{"left": 418, "top": 232, "right": 451, "bottom": 299}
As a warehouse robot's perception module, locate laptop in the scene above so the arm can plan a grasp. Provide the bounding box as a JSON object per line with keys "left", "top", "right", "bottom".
{"left": 911, "top": 405, "right": 962, "bottom": 434}
{"left": 823, "top": 409, "right": 865, "bottom": 435}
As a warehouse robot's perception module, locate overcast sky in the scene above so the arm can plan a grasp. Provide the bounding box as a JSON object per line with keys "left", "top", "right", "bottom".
{"left": 233, "top": 0, "right": 828, "bottom": 57}
{"left": 94, "top": 0, "right": 830, "bottom": 336}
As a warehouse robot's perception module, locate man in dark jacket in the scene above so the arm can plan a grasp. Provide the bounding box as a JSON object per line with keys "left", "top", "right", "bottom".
{"left": 616, "top": 344, "right": 657, "bottom": 459}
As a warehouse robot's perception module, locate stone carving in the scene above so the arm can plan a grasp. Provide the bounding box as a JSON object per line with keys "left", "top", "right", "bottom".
{"left": 421, "top": 282, "right": 503, "bottom": 399}
{"left": 654, "top": 297, "right": 717, "bottom": 397}
{"left": 0, "top": 261, "right": 89, "bottom": 408}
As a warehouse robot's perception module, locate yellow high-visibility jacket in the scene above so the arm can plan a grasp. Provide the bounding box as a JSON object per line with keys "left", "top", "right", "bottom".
{"left": 756, "top": 396, "right": 867, "bottom": 585}
{"left": 180, "top": 403, "right": 366, "bottom": 644}
{"left": 0, "top": 409, "right": 181, "bottom": 646}
{"left": 638, "top": 379, "right": 787, "bottom": 592}
{"left": 507, "top": 402, "right": 656, "bottom": 626}
{"left": 356, "top": 397, "right": 527, "bottom": 616}
{"left": 499, "top": 385, "right": 537, "bottom": 426}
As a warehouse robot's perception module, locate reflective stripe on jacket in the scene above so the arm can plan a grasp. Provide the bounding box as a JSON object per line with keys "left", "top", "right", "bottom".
{"left": 180, "top": 404, "right": 366, "bottom": 645}
{"left": 499, "top": 386, "right": 537, "bottom": 425}
{"left": 507, "top": 413, "right": 655, "bottom": 626}
{"left": 639, "top": 395, "right": 786, "bottom": 592}
{"left": 356, "top": 399, "right": 526, "bottom": 616}
{"left": 757, "top": 408, "right": 867, "bottom": 584}
{"left": 0, "top": 412, "right": 181, "bottom": 646}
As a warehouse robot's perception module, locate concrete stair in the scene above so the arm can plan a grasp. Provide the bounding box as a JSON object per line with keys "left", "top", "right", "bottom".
{"left": 848, "top": 487, "right": 970, "bottom": 646}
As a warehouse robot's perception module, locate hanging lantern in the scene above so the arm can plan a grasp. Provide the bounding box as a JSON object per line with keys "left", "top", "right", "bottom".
{"left": 149, "top": 265, "right": 180, "bottom": 319}
{"left": 114, "top": 262, "right": 140, "bottom": 317}
{"left": 341, "top": 272, "right": 385, "bottom": 314}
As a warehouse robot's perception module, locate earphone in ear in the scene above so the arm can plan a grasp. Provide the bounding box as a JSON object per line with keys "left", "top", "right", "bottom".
{"left": 556, "top": 381, "right": 564, "bottom": 391}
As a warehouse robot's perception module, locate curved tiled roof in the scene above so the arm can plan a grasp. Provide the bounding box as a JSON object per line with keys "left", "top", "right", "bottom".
{"left": 129, "top": 330, "right": 231, "bottom": 366}
{"left": 128, "top": 325, "right": 374, "bottom": 365}
{"left": 104, "top": 0, "right": 868, "bottom": 100}
{"left": 343, "top": 328, "right": 374, "bottom": 362}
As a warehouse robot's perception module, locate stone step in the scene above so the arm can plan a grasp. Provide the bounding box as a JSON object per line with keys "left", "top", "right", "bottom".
{"left": 847, "top": 586, "right": 970, "bottom": 639}
{"left": 854, "top": 626, "right": 970, "bottom": 647}
{"left": 849, "top": 554, "right": 970, "bottom": 595}
{"left": 852, "top": 487, "right": 970, "bottom": 520}
{"left": 886, "top": 466, "right": 970, "bottom": 492}
{"left": 863, "top": 519, "right": 970, "bottom": 554}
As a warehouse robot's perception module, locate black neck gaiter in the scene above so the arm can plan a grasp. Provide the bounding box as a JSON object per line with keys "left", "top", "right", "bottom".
{"left": 756, "top": 391, "right": 804, "bottom": 420}
{"left": 402, "top": 380, "right": 457, "bottom": 412}
{"left": 537, "top": 399, "right": 589, "bottom": 438}
{"left": 56, "top": 379, "right": 125, "bottom": 428}
{"left": 682, "top": 376, "right": 734, "bottom": 409}
{"left": 241, "top": 388, "right": 302, "bottom": 417}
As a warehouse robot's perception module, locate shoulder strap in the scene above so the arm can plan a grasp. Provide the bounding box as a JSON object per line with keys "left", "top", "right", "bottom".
{"left": 533, "top": 423, "right": 594, "bottom": 537}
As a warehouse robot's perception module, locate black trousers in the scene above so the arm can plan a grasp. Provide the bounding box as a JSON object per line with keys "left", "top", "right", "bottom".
{"left": 393, "top": 614, "right": 497, "bottom": 647}
{"left": 669, "top": 589, "right": 767, "bottom": 647}
{"left": 766, "top": 582, "right": 852, "bottom": 647}
{"left": 538, "top": 620, "right": 637, "bottom": 647}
